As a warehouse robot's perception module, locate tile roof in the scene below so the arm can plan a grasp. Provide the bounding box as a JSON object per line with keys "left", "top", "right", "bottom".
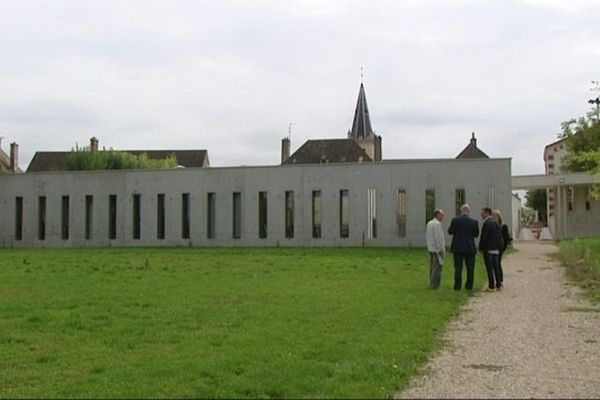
{"left": 283, "top": 139, "right": 372, "bottom": 164}
{"left": 26, "top": 149, "right": 209, "bottom": 172}
{"left": 455, "top": 133, "right": 490, "bottom": 159}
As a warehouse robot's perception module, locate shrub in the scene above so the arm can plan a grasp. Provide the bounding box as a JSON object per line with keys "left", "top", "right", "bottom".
{"left": 64, "top": 146, "right": 177, "bottom": 171}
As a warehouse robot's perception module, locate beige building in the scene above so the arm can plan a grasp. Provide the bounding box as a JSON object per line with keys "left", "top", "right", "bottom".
{"left": 541, "top": 137, "right": 600, "bottom": 238}
{"left": 544, "top": 137, "right": 568, "bottom": 234}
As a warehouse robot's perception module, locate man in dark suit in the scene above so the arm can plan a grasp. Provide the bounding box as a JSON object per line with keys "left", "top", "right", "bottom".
{"left": 448, "top": 204, "right": 480, "bottom": 290}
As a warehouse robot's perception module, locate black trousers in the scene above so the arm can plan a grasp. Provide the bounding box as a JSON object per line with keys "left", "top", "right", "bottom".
{"left": 453, "top": 252, "right": 475, "bottom": 290}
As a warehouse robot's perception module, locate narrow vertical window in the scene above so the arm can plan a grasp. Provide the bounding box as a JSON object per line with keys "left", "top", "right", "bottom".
{"left": 233, "top": 192, "right": 242, "bottom": 239}
{"left": 285, "top": 191, "right": 294, "bottom": 239}
{"left": 586, "top": 187, "right": 591, "bottom": 211}
{"left": 182, "top": 193, "right": 190, "bottom": 239}
{"left": 455, "top": 188, "right": 466, "bottom": 216}
{"left": 61, "top": 195, "right": 70, "bottom": 240}
{"left": 85, "top": 195, "right": 93, "bottom": 240}
{"left": 15, "top": 196, "right": 23, "bottom": 241}
{"left": 109, "top": 195, "right": 117, "bottom": 240}
{"left": 157, "top": 194, "right": 165, "bottom": 240}
{"left": 488, "top": 185, "right": 496, "bottom": 209}
{"left": 38, "top": 196, "right": 46, "bottom": 241}
{"left": 207, "top": 192, "right": 216, "bottom": 239}
{"left": 132, "top": 194, "right": 141, "bottom": 240}
{"left": 397, "top": 190, "right": 407, "bottom": 238}
{"left": 568, "top": 187, "right": 574, "bottom": 211}
{"left": 425, "top": 189, "right": 435, "bottom": 225}
{"left": 312, "top": 190, "right": 322, "bottom": 239}
{"left": 340, "top": 189, "right": 349, "bottom": 238}
{"left": 258, "top": 191, "right": 267, "bottom": 239}
{"left": 367, "top": 189, "right": 377, "bottom": 239}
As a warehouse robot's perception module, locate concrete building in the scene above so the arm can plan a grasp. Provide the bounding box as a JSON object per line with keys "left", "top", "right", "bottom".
{"left": 539, "top": 136, "right": 600, "bottom": 238}
{"left": 0, "top": 83, "right": 513, "bottom": 248}
{"left": 543, "top": 137, "right": 568, "bottom": 234}
{"left": 511, "top": 193, "right": 522, "bottom": 240}
{"left": 0, "top": 158, "right": 511, "bottom": 248}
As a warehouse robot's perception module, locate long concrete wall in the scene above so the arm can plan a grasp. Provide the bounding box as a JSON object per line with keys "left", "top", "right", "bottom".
{"left": 0, "top": 158, "right": 512, "bottom": 247}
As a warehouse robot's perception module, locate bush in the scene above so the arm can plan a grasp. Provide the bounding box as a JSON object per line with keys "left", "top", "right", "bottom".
{"left": 64, "top": 147, "right": 177, "bottom": 171}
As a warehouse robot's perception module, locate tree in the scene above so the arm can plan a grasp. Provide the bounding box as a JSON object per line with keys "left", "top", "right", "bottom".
{"left": 559, "top": 81, "right": 600, "bottom": 196}
{"left": 560, "top": 81, "right": 600, "bottom": 170}
{"left": 525, "top": 189, "right": 547, "bottom": 224}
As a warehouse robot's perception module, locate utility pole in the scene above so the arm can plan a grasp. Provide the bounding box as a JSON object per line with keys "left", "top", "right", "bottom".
{"left": 589, "top": 80, "right": 600, "bottom": 122}
{"left": 588, "top": 96, "right": 600, "bottom": 122}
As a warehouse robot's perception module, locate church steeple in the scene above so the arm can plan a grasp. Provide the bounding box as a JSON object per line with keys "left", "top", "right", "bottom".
{"left": 349, "top": 83, "right": 374, "bottom": 140}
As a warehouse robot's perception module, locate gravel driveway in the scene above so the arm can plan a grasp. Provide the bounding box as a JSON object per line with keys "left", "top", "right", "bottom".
{"left": 397, "top": 241, "right": 600, "bottom": 399}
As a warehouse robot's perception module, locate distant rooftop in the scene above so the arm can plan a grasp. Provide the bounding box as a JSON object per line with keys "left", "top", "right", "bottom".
{"left": 455, "top": 132, "right": 489, "bottom": 159}
{"left": 27, "top": 138, "right": 209, "bottom": 172}
{"left": 283, "top": 139, "right": 372, "bottom": 164}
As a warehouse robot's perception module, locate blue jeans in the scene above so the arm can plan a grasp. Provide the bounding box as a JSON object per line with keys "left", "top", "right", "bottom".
{"left": 453, "top": 253, "right": 475, "bottom": 290}
{"left": 484, "top": 252, "right": 502, "bottom": 289}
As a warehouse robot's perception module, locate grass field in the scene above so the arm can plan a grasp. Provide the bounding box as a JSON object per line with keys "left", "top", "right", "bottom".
{"left": 0, "top": 247, "right": 485, "bottom": 398}
{"left": 557, "top": 238, "right": 600, "bottom": 303}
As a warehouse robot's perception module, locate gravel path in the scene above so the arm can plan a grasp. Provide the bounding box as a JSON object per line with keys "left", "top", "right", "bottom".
{"left": 397, "top": 241, "right": 600, "bottom": 399}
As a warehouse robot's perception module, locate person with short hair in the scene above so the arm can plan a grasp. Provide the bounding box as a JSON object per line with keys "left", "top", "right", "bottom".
{"left": 425, "top": 209, "right": 446, "bottom": 289}
{"left": 479, "top": 207, "right": 504, "bottom": 291}
{"left": 492, "top": 209, "right": 511, "bottom": 288}
{"left": 448, "top": 204, "right": 479, "bottom": 290}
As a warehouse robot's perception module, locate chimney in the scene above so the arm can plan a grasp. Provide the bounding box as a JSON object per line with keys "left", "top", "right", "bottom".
{"left": 470, "top": 132, "right": 477, "bottom": 146}
{"left": 281, "top": 137, "right": 290, "bottom": 164}
{"left": 10, "top": 142, "right": 18, "bottom": 173}
{"left": 374, "top": 135, "right": 382, "bottom": 161}
{"left": 90, "top": 136, "right": 99, "bottom": 153}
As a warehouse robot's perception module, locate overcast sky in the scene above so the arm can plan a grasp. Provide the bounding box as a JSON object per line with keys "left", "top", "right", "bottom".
{"left": 1, "top": 0, "right": 599, "bottom": 174}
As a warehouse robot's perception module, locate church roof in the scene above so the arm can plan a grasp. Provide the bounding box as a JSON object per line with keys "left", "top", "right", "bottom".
{"left": 455, "top": 133, "right": 489, "bottom": 159}
{"left": 349, "top": 83, "right": 374, "bottom": 140}
{"left": 283, "top": 139, "right": 372, "bottom": 164}
{"left": 26, "top": 149, "right": 209, "bottom": 172}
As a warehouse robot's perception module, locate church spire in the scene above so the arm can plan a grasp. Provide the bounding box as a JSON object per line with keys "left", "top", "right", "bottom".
{"left": 349, "top": 83, "right": 374, "bottom": 140}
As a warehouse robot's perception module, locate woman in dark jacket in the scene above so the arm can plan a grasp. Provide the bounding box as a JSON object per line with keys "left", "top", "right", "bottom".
{"left": 493, "top": 210, "right": 512, "bottom": 287}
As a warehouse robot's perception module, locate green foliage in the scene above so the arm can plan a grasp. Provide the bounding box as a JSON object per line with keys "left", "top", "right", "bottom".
{"left": 64, "top": 146, "right": 177, "bottom": 171}
{"left": 560, "top": 117, "right": 600, "bottom": 173}
{"left": 0, "top": 247, "right": 485, "bottom": 398}
{"left": 557, "top": 82, "right": 600, "bottom": 197}
{"left": 557, "top": 238, "right": 600, "bottom": 303}
{"left": 525, "top": 189, "right": 547, "bottom": 224}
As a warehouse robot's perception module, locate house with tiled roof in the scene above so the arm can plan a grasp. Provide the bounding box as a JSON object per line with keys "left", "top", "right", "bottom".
{"left": 26, "top": 137, "right": 209, "bottom": 172}
{"left": 0, "top": 138, "right": 23, "bottom": 173}
{"left": 455, "top": 133, "right": 490, "bottom": 159}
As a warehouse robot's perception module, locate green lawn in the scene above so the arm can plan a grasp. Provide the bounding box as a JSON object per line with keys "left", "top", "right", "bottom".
{"left": 557, "top": 238, "right": 600, "bottom": 303}
{"left": 0, "top": 248, "right": 485, "bottom": 398}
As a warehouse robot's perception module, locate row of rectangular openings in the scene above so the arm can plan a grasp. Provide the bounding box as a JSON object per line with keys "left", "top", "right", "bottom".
{"left": 14, "top": 188, "right": 478, "bottom": 242}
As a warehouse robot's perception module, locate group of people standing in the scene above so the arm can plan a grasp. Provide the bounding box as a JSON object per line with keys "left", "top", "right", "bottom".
{"left": 425, "top": 204, "right": 511, "bottom": 291}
